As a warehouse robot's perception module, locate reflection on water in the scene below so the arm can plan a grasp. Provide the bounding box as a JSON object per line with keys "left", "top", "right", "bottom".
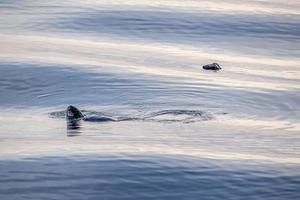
{"left": 0, "top": 0, "right": 300, "bottom": 199}
{"left": 67, "top": 119, "right": 82, "bottom": 137}
{"left": 1, "top": 63, "right": 299, "bottom": 130}
{"left": 0, "top": 155, "right": 299, "bottom": 200}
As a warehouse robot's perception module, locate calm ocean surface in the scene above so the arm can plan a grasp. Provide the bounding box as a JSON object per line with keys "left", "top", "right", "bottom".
{"left": 0, "top": 0, "right": 300, "bottom": 199}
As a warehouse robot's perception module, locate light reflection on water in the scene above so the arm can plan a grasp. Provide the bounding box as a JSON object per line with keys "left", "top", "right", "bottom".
{"left": 0, "top": 154, "right": 299, "bottom": 200}
{"left": 0, "top": 0, "right": 300, "bottom": 199}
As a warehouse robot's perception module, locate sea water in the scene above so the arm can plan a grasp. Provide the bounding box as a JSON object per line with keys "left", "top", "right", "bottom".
{"left": 0, "top": 1, "right": 299, "bottom": 199}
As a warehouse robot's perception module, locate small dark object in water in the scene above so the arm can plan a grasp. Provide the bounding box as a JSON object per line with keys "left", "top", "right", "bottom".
{"left": 66, "top": 105, "right": 84, "bottom": 120}
{"left": 203, "top": 63, "right": 221, "bottom": 71}
{"left": 66, "top": 105, "right": 115, "bottom": 122}
{"left": 66, "top": 105, "right": 84, "bottom": 130}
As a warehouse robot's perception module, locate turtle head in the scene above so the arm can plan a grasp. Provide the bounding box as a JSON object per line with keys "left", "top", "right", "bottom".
{"left": 66, "top": 105, "right": 84, "bottom": 120}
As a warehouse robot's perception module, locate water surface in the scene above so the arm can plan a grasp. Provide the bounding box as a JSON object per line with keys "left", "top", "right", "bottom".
{"left": 0, "top": 0, "right": 300, "bottom": 199}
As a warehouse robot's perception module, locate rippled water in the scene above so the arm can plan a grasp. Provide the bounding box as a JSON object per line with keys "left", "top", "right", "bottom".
{"left": 0, "top": 0, "right": 300, "bottom": 199}
{"left": 1, "top": 155, "right": 299, "bottom": 200}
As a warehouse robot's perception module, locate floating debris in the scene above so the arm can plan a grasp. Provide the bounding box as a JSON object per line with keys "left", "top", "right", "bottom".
{"left": 203, "top": 63, "right": 221, "bottom": 71}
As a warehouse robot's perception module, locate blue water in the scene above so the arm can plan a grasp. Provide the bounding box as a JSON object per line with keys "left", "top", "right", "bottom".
{"left": 0, "top": 155, "right": 299, "bottom": 200}
{"left": 0, "top": 0, "right": 300, "bottom": 199}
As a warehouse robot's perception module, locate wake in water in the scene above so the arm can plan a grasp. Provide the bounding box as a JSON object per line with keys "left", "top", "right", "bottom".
{"left": 49, "top": 105, "right": 213, "bottom": 128}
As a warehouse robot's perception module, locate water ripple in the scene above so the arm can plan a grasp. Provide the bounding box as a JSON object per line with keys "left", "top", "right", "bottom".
{"left": 49, "top": 109, "right": 212, "bottom": 124}
{"left": 0, "top": 155, "right": 299, "bottom": 200}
